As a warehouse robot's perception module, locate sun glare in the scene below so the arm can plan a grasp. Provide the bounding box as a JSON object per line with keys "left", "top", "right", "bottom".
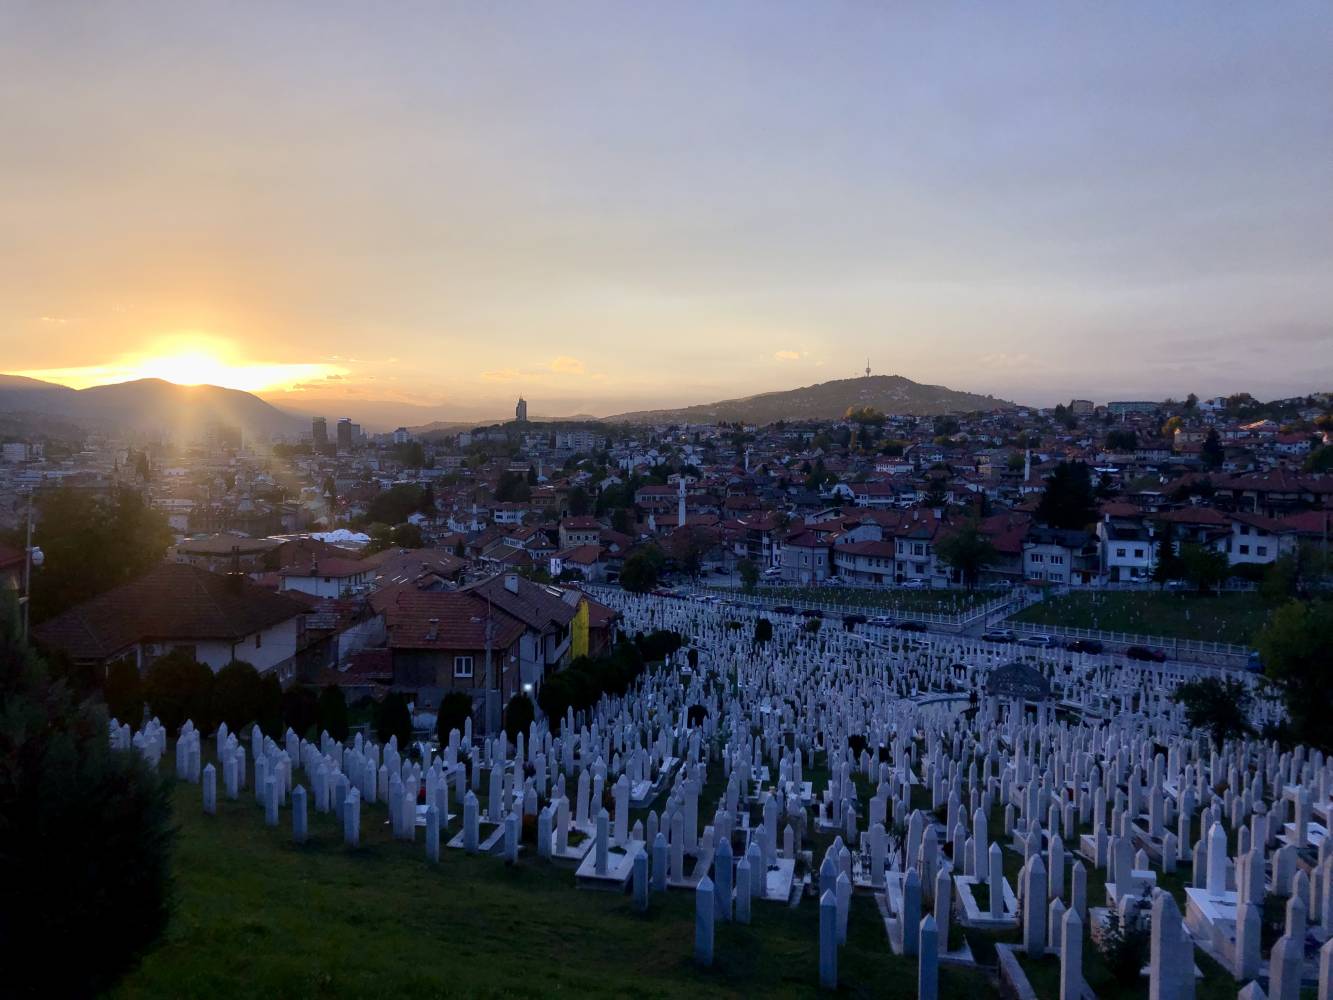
{"left": 9, "top": 335, "right": 345, "bottom": 393}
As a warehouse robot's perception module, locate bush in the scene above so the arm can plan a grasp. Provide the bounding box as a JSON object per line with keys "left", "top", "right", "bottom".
{"left": 754, "top": 617, "right": 773, "bottom": 645}
{"left": 1097, "top": 890, "right": 1151, "bottom": 987}
{"left": 257, "top": 672, "right": 283, "bottom": 738}
{"left": 143, "top": 649, "right": 216, "bottom": 734}
{"left": 687, "top": 703, "right": 708, "bottom": 727}
{"left": 0, "top": 597, "right": 174, "bottom": 995}
{"left": 504, "top": 693, "right": 535, "bottom": 743}
{"left": 317, "top": 685, "right": 349, "bottom": 742}
{"left": 375, "top": 691, "right": 413, "bottom": 747}
{"left": 804, "top": 617, "right": 822, "bottom": 634}
{"left": 281, "top": 686, "right": 319, "bottom": 740}
{"left": 213, "top": 659, "right": 264, "bottom": 733}
{"left": 436, "top": 691, "right": 473, "bottom": 742}
{"left": 104, "top": 655, "right": 143, "bottom": 725}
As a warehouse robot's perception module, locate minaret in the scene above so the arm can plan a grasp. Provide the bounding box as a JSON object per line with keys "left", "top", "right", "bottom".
{"left": 678, "top": 477, "right": 687, "bottom": 528}
{"left": 865, "top": 359, "right": 871, "bottom": 378}
{"left": 1024, "top": 448, "right": 1031, "bottom": 482}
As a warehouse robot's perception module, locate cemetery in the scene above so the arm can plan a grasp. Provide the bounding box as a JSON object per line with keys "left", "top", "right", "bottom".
{"left": 109, "top": 591, "right": 1333, "bottom": 998}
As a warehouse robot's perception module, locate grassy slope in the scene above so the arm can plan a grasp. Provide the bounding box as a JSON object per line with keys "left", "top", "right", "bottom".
{"left": 112, "top": 779, "right": 997, "bottom": 999}
{"left": 1008, "top": 591, "right": 1271, "bottom": 646}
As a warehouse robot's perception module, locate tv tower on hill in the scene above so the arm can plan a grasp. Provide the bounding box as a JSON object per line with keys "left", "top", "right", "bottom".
{"left": 864, "top": 358, "right": 872, "bottom": 378}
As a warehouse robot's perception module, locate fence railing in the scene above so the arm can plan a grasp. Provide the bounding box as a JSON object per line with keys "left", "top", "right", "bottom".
{"left": 1004, "top": 619, "right": 1249, "bottom": 657}
{"left": 683, "top": 586, "right": 1013, "bottom": 630}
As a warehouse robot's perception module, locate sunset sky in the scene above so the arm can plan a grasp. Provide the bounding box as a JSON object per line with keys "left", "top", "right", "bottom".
{"left": 2, "top": 2, "right": 1330, "bottom": 420}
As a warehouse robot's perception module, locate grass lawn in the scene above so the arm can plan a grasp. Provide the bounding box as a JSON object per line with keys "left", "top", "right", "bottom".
{"left": 111, "top": 775, "right": 999, "bottom": 999}
{"left": 1007, "top": 591, "right": 1272, "bottom": 646}
{"left": 714, "top": 584, "right": 988, "bottom": 616}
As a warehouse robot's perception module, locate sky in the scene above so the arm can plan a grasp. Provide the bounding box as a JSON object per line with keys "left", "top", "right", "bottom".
{"left": 2, "top": 2, "right": 1331, "bottom": 421}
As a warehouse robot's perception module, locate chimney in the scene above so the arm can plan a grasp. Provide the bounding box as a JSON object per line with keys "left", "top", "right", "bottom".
{"left": 505, "top": 573, "right": 519, "bottom": 594}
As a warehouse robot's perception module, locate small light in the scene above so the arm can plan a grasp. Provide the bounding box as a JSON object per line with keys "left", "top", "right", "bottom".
{"left": 29, "top": 546, "right": 44, "bottom": 568}
{"left": 523, "top": 683, "right": 533, "bottom": 693}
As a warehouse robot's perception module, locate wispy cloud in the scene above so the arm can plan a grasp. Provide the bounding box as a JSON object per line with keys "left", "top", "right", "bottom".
{"left": 774, "top": 350, "right": 802, "bottom": 361}
{"left": 546, "top": 356, "right": 587, "bottom": 375}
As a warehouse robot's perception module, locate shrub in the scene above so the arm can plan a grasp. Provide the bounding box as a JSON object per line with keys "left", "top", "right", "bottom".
{"left": 103, "top": 655, "right": 143, "bottom": 725}
{"left": 1097, "top": 891, "right": 1151, "bottom": 987}
{"left": 0, "top": 597, "right": 174, "bottom": 995}
{"left": 375, "top": 691, "right": 413, "bottom": 747}
{"left": 437, "top": 698, "right": 474, "bottom": 746}
{"left": 754, "top": 617, "right": 773, "bottom": 645}
{"left": 213, "top": 659, "right": 264, "bottom": 733}
{"left": 281, "top": 686, "right": 319, "bottom": 740}
{"left": 143, "top": 648, "right": 216, "bottom": 734}
{"left": 317, "top": 684, "right": 349, "bottom": 742}
{"left": 505, "top": 693, "right": 535, "bottom": 744}
{"left": 257, "top": 672, "right": 283, "bottom": 738}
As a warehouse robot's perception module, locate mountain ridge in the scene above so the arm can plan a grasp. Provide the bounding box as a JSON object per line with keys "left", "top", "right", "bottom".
{"left": 602, "top": 374, "right": 1015, "bottom": 425}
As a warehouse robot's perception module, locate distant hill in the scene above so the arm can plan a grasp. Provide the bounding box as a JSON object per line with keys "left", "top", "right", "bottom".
{"left": 603, "top": 375, "right": 1015, "bottom": 425}
{"left": 0, "top": 376, "right": 302, "bottom": 439}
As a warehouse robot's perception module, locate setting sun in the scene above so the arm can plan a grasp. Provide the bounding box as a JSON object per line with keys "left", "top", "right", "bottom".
{"left": 10, "top": 335, "right": 345, "bottom": 394}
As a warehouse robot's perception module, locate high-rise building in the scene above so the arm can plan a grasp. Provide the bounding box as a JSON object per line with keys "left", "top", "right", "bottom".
{"left": 336, "top": 417, "right": 353, "bottom": 452}
{"left": 515, "top": 397, "right": 528, "bottom": 422}
{"left": 312, "top": 416, "right": 328, "bottom": 449}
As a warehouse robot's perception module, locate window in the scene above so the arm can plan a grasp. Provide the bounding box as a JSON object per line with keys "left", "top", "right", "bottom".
{"left": 1032, "top": 553, "right": 1044, "bottom": 563}
{"left": 1116, "top": 548, "right": 1126, "bottom": 558}
{"left": 1257, "top": 546, "right": 1268, "bottom": 557}
{"left": 1239, "top": 544, "right": 1249, "bottom": 556}
{"left": 1051, "top": 555, "right": 1064, "bottom": 565}
{"left": 1134, "top": 548, "right": 1144, "bottom": 559}
{"left": 454, "top": 655, "right": 474, "bottom": 678}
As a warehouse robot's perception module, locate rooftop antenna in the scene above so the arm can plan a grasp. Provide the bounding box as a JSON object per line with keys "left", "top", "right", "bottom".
{"left": 865, "top": 359, "right": 872, "bottom": 378}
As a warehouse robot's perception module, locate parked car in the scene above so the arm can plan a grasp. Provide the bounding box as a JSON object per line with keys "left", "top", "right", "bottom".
{"left": 1066, "top": 639, "right": 1104, "bottom": 654}
{"left": 895, "top": 621, "right": 928, "bottom": 632}
{"left": 981, "top": 629, "right": 1016, "bottom": 643}
{"left": 1126, "top": 645, "right": 1167, "bottom": 662}
{"left": 867, "top": 615, "right": 895, "bottom": 627}
{"left": 901, "top": 580, "right": 926, "bottom": 590}
{"left": 800, "top": 608, "right": 823, "bottom": 619}
{"left": 843, "top": 613, "right": 867, "bottom": 627}
{"left": 763, "top": 567, "right": 782, "bottom": 578}
{"left": 773, "top": 605, "right": 796, "bottom": 615}
{"left": 1018, "top": 634, "right": 1057, "bottom": 648}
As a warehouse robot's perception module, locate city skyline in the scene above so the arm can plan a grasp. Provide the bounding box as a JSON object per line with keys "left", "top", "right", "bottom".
{"left": 3, "top": 2, "right": 1331, "bottom": 415}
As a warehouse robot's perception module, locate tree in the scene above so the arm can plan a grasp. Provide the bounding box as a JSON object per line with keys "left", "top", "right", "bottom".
{"left": 1306, "top": 447, "right": 1333, "bottom": 473}
{"left": 366, "top": 484, "right": 427, "bottom": 526}
{"left": 375, "top": 691, "right": 413, "bottom": 747}
{"left": 922, "top": 477, "right": 948, "bottom": 509}
{"left": 213, "top": 659, "right": 264, "bottom": 733}
{"left": 104, "top": 656, "right": 143, "bottom": 725}
{"left": 1035, "top": 461, "right": 1097, "bottom": 530}
{"left": 495, "top": 471, "right": 531, "bottom": 502}
{"left": 1258, "top": 600, "right": 1333, "bottom": 750}
{"left": 611, "top": 507, "right": 632, "bottom": 534}
{"left": 620, "top": 550, "right": 661, "bottom": 593}
{"left": 26, "top": 485, "right": 173, "bottom": 623}
{"left": 753, "top": 617, "right": 773, "bottom": 645}
{"left": 738, "top": 558, "right": 760, "bottom": 594}
{"left": 666, "top": 525, "right": 712, "bottom": 578}
{"left": 281, "top": 686, "right": 319, "bottom": 740}
{"left": 1173, "top": 677, "right": 1252, "bottom": 748}
{"left": 391, "top": 522, "right": 424, "bottom": 548}
{"left": 1201, "top": 428, "right": 1225, "bottom": 470}
{"left": 1106, "top": 429, "right": 1137, "bottom": 452}
{"left": 567, "top": 486, "right": 590, "bottom": 517}
{"left": 257, "top": 672, "right": 283, "bottom": 738}
{"left": 1151, "top": 523, "right": 1184, "bottom": 586}
{"left": 0, "top": 597, "right": 174, "bottom": 995}
{"left": 436, "top": 691, "right": 473, "bottom": 742}
{"left": 317, "top": 685, "right": 349, "bottom": 742}
{"left": 936, "top": 521, "right": 997, "bottom": 590}
{"left": 504, "top": 693, "right": 535, "bottom": 743}
{"left": 1180, "top": 543, "right": 1229, "bottom": 595}
{"left": 143, "top": 649, "right": 216, "bottom": 734}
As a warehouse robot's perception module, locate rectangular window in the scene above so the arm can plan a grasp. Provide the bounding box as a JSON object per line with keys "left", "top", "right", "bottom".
{"left": 1032, "top": 553, "right": 1043, "bottom": 563}
{"left": 1257, "top": 546, "right": 1267, "bottom": 557}
{"left": 1134, "top": 548, "right": 1144, "bottom": 559}
{"left": 1239, "top": 544, "right": 1249, "bottom": 555}
{"left": 1116, "top": 548, "right": 1126, "bottom": 558}
{"left": 454, "top": 655, "right": 474, "bottom": 678}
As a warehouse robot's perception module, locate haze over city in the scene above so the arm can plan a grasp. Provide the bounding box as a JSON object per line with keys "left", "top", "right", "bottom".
{"left": 3, "top": 2, "right": 1331, "bottom": 421}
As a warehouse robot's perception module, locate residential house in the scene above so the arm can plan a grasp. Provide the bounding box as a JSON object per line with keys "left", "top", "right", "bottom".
{"left": 34, "top": 562, "right": 308, "bottom": 678}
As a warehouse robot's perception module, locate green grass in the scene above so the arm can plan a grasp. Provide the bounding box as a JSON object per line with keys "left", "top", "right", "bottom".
{"left": 1008, "top": 591, "right": 1272, "bottom": 646}
{"left": 111, "top": 773, "right": 1000, "bottom": 999}
{"left": 712, "top": 584, "right": 988, "bottom": 616}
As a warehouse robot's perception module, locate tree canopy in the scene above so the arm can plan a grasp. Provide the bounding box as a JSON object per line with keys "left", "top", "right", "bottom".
{"left": 1257, "top": 600, "right": 1333, "bottom": 750}
{"left": 936, "top": 521, "right": 997, "bottom": 590}
{"left": 1035, "top": 461, "right": 1097, "bottom": 530}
